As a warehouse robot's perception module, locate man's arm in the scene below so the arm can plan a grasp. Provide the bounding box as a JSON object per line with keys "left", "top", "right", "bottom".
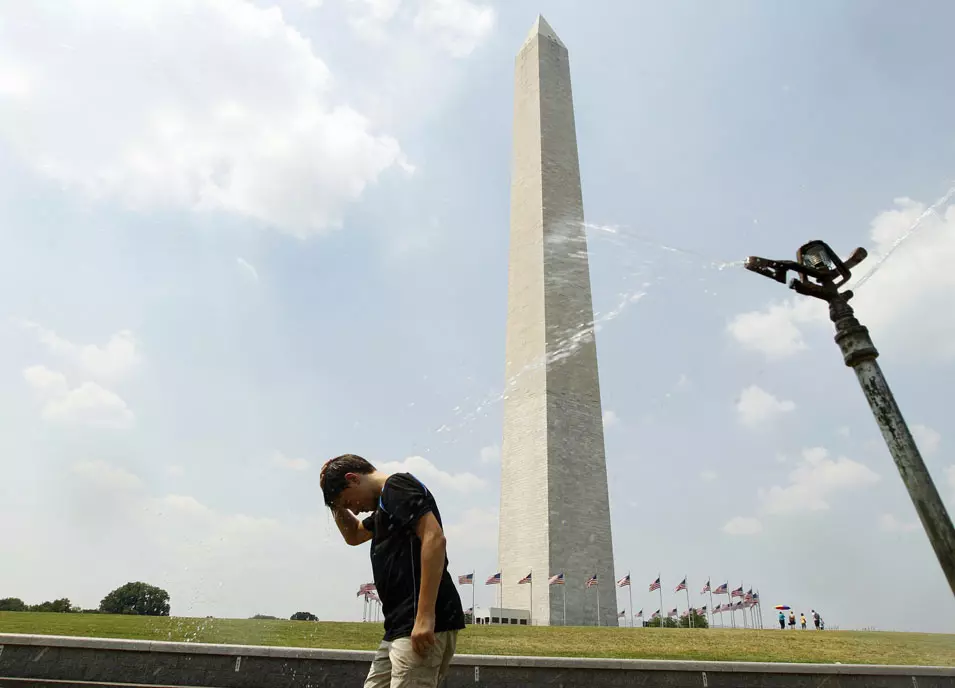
{"left": 331, "top": 506, "right": 373, "bottom": 546}
{"left": 410, "top": 512, "right": 446, "bottom": 655}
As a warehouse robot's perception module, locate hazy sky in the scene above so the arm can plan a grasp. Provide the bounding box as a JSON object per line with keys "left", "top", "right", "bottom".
{"left": 2, "top": 0, "right": 954, "bottom": 634}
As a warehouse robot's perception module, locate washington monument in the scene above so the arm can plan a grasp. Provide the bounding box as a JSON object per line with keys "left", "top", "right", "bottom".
{"left": 499, "top": 16, "right": 616, "bottom": 627}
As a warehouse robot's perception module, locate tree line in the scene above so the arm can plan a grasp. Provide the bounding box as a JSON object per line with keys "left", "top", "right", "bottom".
{"left": 2, "top": 582, "right": 319, "bottom": 621}
{"left": 1, "top": 582, "right": 170, "bottom": 616}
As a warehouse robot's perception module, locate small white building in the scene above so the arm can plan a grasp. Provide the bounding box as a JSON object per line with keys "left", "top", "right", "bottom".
{"left": 472, "top": 606, "right": 530, "bottom": 626}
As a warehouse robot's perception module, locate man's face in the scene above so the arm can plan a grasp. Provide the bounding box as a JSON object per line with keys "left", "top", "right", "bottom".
{"left": 333, "top": 473, "right": 375, "bottom": 514}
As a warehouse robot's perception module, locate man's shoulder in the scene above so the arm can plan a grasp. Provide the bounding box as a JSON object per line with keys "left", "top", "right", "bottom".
{"left": 383, "top": 472, "right": 431, "bottom": 496}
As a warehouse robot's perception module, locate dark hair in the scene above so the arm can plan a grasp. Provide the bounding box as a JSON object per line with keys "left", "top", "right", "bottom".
{"left": 321, "top": 454, "right": 376, "bottom": 507}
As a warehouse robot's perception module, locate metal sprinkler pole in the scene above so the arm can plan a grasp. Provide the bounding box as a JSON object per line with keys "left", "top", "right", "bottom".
{"left": 745, "top": 242, "right": 955, "bottom": 597}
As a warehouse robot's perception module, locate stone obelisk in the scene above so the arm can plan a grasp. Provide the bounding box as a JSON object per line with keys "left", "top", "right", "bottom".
{"left": 499, "top": 15, "right": 616, "bottom": 627}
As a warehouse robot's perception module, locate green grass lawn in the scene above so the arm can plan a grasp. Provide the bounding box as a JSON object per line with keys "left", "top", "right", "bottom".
{"left": 1, "top": 613, "right": 952, "bottom": 666}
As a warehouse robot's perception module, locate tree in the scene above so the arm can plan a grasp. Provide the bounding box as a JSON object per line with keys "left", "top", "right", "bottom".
{"left": 644, "top": 611, "right": 709, "bottom": 628}
{"left": 99, "top": 582, "right": 170, "bottom": 616}
{"left": 678, "top": 610, "right": 709, "bottom": 628}
{"left": 0, "top": 598, "right": 27, "bottom": 612}
{"left": 290, "top": 611, "right": 318, "bottom": 621}
{"left": 30, "top": 598, "right": 74, "bottom": 613}
{"left": 250, "top": 614, "right": 278, "bottom": 620}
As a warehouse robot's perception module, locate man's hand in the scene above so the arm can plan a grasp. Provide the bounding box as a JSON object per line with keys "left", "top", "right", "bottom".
{"left": 410, "top": 612, "right": 437, "bottom": 656}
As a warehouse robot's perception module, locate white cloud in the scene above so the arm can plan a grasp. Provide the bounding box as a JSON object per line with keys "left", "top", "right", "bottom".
{"left": 22, "top": 364, "right": 69, "bottom": 393}
{"left": 727, "top": 298, "right": 826, "bottom": 359}
{"left": 728, "top": 196, "right": 955, "bottom": 360}
{"left": 72, "top": 460, "right": 143, "bottom": 492}
{"left": 0, "top": 0, "right": 405, "bottom": 237}
{"left": 236, "top": 257, "right": 260, "bottom": 282}
{"left": 444, "top": 506, "right": 497, "bottom": 549}
{"left": 377, "top": 455, "right": 485, "bottom": 493}
{"left": 413, "top": 0, "right": 495, "bottom": 58}
{"left": 346, "top": 0, "right": 403, "bottom": 40}
{"left": 699, "top": 470, "right": 718, "bottom": 482}
{"left": 758, "top": 447, "right": 880, "bottom": 515}
{"left": 602, "top": 409, "right": 619, "bottom": 429}
{"left": 735, "top": 385, "right": 796, "bottom": 427}
{"left": 24, "top": 365, "right": 134, "bottom": 429}
{"left": 270, "top": 451, "right": 310, "bottom": 471}
{"left": 879, "top": 513, "right": 919, "bottom": 534}
{"left": 167, "top": 465, "right": 186, "bottom": 477}
{"left": 912, "top": 424, "right": 941, "bottom": 455}
{"left": 722, "top": 517, "right": 763, "bottom": 536}
{"left": 479, "top": 444, "right": 500, "bottom": 464}
{"left": 19, "top": 321, "right": 140, "bottom": 380}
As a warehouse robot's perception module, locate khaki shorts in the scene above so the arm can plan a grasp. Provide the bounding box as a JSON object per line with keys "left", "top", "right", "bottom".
{"left": 363, "top": 630, "right": 458, "bottom": 688}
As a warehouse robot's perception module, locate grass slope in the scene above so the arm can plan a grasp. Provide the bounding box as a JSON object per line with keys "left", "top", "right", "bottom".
{"left": 1, "top": 613, "right": 952, "bottom": 667}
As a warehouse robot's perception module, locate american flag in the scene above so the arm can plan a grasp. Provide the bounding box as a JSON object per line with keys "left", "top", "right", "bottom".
{"left": 675, "top": 577, "right": 687, "bottom": 592}
{"left": 649, "top": 577, "right": 661, "bottom": 592}
{"left": 651, "top": 610, "right": 660, "bottom": 619}
{"left": 701, "top": 580, "right": 711, "bottom": 594}
{"left": 744, "top": 590, "right": 753, "bottom": 602}
{"left": 635, "top": 609, "right": 643, "bottom": 618}
{"left": 518, "top": 572, "right": 532, "bottom": 585}
{"left": 616, "top": 574, "right": 631, "bottom": 588}
{"left": 680, "top": 609, "right": 689, "bottom": 618}
{"left": 548, "top": 573, "right": 565, "bottom": 585}
{"left": 699, "top": 605, "right": 708, "bottom": 613}
{"left": 731, "top": 586, "right": 744, "bottom": 598}
{"left": 586, "top": 574, "right": 598, "bottom": 588}
{"left": 357, "top": 583, "right": 376, "bottom": 596}
{"left": 714, "top": 583, "right": 728, "bottom": 595}
{"left": 458, "top": 573, "right": 474, "bottom": 585}
{"left": 618, "top": 610, "right": 626, "bottom": 618}
{"left": 363, "top": 591, "right": 380, "bottom": 603}
{"left": 485, "top": 572, "right": 501, "bottom": 585}
{"left": 668, "top": 608, "right": 678, "bottom": 617}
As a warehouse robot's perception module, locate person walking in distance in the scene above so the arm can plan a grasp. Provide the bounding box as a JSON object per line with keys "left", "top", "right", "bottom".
{"left": 778, "top": 611, "right": 785, "bottom": 630}
{"left": 812, "top": 609, "right": 820, "bottom": 630}
{"left": 321, "top": 454, "right": 465, "bottom": 688}
{"left": 788, "top": 611, "right": 796, "bottom": 629}
{"left": 800, "top": 613, "right": 807, "bottom": 630}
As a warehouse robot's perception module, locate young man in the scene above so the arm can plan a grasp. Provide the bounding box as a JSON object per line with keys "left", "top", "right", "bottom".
{"left": 321, "top": 454, "right": 465, "bottom": 688}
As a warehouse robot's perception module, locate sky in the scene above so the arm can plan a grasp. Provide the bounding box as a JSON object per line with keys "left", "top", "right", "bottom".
{"left": 1, "top": 0, "right": 954, "bottom": 634}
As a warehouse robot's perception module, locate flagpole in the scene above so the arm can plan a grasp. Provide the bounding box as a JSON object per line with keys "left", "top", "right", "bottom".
{"left": 563, "top": 582, "right": 566, "bottom": 627}
{"left": 658, "top": 575, "right": 664, "bottom": 629}
{"left": 529, "top": 570, "right": 533, "bottom": 626}
{"left": 740, "top": 583, "right": 746, "bottom": 629}
{"left": 596, "top": 577, "right": 600, "bottom": 627}
{"left": 627, "top": 572, "right": 634, "bottom": 628}
{"left": 728, "top": 585, "right": 735, "bottom": 628}
{"left": 498, "top": 568, "right": 502, "bottom": 614}
{"left": 684, "top": 576, "right": 692, "bottom": 629}
{"left": 472, "top": 571, "right": 475, "bottom": 625}
{"left": 707, "top": 578, "right": 714, "bottom": 629}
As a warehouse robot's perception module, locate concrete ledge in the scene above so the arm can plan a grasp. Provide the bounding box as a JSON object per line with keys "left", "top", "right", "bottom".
{"left": 2, "top": 633, "right": 953, "bottom": 688}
